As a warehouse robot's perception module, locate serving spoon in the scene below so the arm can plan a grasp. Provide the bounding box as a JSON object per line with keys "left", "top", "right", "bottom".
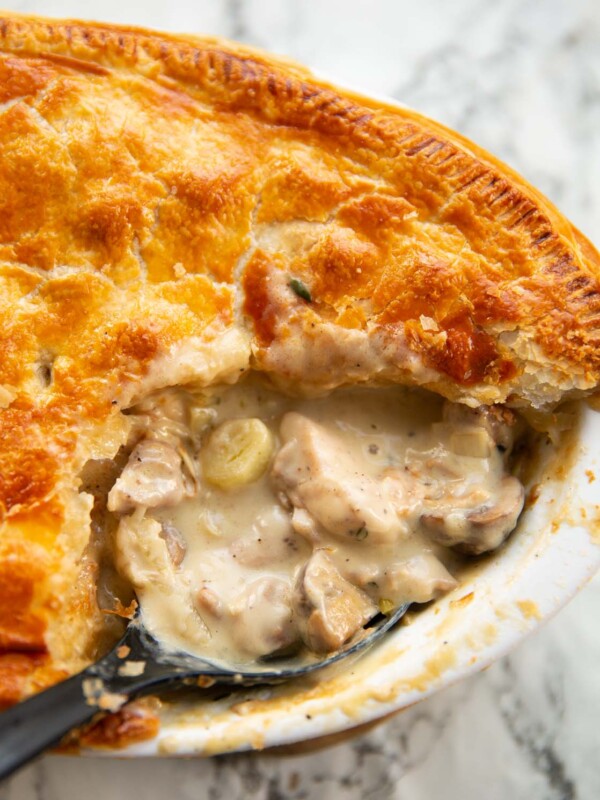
{"left": 0, "top": 602, "right": 408, "bottom": 781}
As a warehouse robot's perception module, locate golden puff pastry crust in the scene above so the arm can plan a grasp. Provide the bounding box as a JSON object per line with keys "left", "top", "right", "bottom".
{"left": 0, "top": 11, "right": 599, "bottom": 741}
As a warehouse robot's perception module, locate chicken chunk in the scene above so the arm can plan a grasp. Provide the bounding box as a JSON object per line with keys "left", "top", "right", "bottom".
{"left": 230, "top": 578, "right": 297, "bottom": 657}
{"left": 108, "top": 439, "right": 189, "bottom": 513}
{"left": 115, "top": 514, "right": 210, "bottom": 646}
{"left": 293, "top": 550, "right": 377, "bottom": 653}
{"left": 272, "top": 413, "right": 416, "bottom": 544}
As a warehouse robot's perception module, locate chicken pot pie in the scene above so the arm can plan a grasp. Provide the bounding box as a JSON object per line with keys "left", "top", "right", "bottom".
{"left": 1, "top": 12, "right": 599, "bottom": 747}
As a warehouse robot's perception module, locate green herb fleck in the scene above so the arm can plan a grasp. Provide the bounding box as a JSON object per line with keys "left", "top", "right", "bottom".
{"left": 352, "top": 526, "right": 368, "bottom": 541}
{"left": 289, "top": 278, "right": 312, "bottom": 302}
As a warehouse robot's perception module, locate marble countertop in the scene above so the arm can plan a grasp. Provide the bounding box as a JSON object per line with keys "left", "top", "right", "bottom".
{"left": 1, "top": 0, "right": 599, "bottom": 798}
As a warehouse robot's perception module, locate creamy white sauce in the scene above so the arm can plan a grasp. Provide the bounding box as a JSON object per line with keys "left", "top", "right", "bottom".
{"left": 110, "top": 377, "right": 523, "bottom": 667}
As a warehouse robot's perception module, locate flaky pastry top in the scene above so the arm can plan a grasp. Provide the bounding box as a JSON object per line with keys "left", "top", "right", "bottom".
{"left": 0, "top": 12, "right": 598, "bottom": 743}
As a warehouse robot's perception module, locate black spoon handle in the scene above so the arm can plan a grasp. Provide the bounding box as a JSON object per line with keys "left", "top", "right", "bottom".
{"left": 0, "top": 667, "right": 114, "bottom": 781}
{"left": 0, "top": 632, "right": 198, "bottom": 782}
{"left": 0, "top": 604, "right": 411, "bottom": 782}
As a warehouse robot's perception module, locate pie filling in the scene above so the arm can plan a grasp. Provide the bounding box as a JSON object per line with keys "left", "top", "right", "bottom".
{"left": 105, "top": 377, "right": 525, "bottom": 666}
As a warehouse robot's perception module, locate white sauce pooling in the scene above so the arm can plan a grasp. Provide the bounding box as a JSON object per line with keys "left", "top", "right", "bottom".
{"left": 109, "top": 379, "right": 524, "bottom": 667}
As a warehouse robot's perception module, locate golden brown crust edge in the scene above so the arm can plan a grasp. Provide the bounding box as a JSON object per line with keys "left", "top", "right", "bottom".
{"left": 1, "top": 11, "right": 599, "bottom": 401}
{"left": 0, "top": 11, "right": 599, "bottom": 745}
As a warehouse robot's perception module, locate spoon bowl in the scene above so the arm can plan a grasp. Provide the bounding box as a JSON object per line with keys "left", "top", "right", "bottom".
{"left": 0, "top": 602, "right": 409, "bottom": 781}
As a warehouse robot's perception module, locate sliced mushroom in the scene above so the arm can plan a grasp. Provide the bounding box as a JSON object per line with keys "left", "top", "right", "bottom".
{"left": 108, "top": 439, "right": 189, "bottom": 513}
{"left": 464, "top": 476, "right": 525, "bottom": 553}
{"left": 230, "top": 577, "right": 298, "bottom": 657}
{"left": 293, "top": 550, "right": 377, "bottom": 653}
{"left": 421, "top": 475, "right": 525, "bottom": 555}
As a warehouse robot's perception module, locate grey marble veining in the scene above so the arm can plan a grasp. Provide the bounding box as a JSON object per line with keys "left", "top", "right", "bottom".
{"left": 1, "top": 0, "right": 599, "bottom": 798}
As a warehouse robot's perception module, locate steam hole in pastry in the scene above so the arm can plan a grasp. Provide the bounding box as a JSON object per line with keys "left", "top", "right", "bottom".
{"left": 36, "top": 352, "right": 55, "bottom": 388}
